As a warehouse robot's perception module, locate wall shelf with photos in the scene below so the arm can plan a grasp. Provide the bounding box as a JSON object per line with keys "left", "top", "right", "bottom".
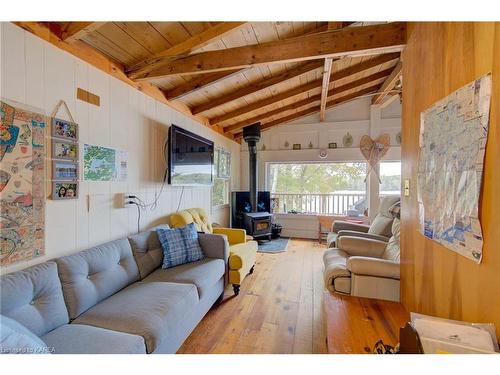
{"left": 50, "top": 112, "right": 80, "bottom": 200}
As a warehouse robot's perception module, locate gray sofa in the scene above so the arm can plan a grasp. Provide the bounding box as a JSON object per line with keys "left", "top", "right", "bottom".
{"left": 0, "top": 224, "right": 229, "bottom": 354}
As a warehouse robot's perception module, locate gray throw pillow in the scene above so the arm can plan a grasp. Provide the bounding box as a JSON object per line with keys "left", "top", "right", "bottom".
{"left": 0, "top": 315, "right": 50, "bottom": 354}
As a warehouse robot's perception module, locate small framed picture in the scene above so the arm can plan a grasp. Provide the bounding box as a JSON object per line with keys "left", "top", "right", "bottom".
{"left": 328, "top": 142, "right": 338, "bottom": 149}
{"left": 292, "top": 144, "right": 301, "bottom": 150}
{"left": 52, "top": 160, "right": 78, "bottom": 181}
{"left": 52, "top": 182, "right": 79, "bottom": 200}
{"left": 52, "top": 139, "right": 78, "bottom": 161}
{"left": 52, "top": 118, "right": 78, "bottom": 141}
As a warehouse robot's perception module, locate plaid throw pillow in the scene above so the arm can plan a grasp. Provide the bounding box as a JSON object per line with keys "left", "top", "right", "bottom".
{"left": 157, "top": 223, "right": 205, "bottom": 269}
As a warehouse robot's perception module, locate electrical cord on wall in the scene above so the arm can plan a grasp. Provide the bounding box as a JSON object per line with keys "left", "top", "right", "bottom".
{"left": 176, "top": 186, "right": 185, "bottom": 212}
{"left": 129, "top": 136, "right": 169, "bottom": 212}
{"left": 127, "top": 201, "right": 141, "bottom": 234}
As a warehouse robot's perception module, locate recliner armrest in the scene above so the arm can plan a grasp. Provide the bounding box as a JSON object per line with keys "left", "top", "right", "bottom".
{"left": 332, "top": 221, "right": 370, "bottom": 233}
{"left": 347, "top": 256, "right": 400, "bottom": 279}
{"left": 213, "top": 227, "right": 246, "bottom": 245}
{"left": 336, "top": 236, "right": 387, "bottom": 258}
{"left": 337, "top": 230, "right": 390, "bottom": 242}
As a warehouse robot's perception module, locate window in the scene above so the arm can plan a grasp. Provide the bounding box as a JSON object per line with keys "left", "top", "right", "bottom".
{"left": 268, "top": 162, "right": 367, "bottom": 215}
{"left": 379, "top": 161, "right": 402, "bottom": 199}
{"left": 212, "top": 148, "right": 231, "bottom": 207}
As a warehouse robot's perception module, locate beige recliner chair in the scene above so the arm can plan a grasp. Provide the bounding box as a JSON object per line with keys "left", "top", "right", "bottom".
{"left": 326, "top": 195, "right": 400, "bottom": 248}
{"left": 323, "top": 211, "right": 401, "bottom": 302}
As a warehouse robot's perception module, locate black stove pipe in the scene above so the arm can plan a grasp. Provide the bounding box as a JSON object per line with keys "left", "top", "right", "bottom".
{"left": 242, "top": 123, "right": 261, "bottom": 213}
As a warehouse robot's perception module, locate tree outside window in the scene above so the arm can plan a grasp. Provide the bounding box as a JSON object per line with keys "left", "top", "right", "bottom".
{"left": 212, "top": 148, "right": 231, "bottom": 207}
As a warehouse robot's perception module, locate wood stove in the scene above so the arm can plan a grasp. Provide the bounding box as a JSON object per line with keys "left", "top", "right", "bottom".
{"left": 242, "top": 123, "right": 272, "bottom": 240}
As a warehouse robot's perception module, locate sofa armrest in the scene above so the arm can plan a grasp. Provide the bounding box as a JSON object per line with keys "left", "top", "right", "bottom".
{"left": 198, "top": 233, "right": 229, "bottom": 263}
{"left": 213, "top": 227, "right": 246, "bottom": 245}
{"left": 332, "top": 221, "right": 370, "bottom": 233}
{"left": 347, "top": 256, "right": 400, "bottom": 279}
{"left": 337, "top": 230, "right": 389, "bottom": 242}
{"left": 336, "top": 236, "right": 387, "bottom": 258}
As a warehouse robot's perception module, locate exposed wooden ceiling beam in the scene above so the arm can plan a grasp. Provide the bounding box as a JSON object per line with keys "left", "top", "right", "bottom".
{"left": 320, "top": 58, "right": 334, "bottom": 122}
{"left": 162, "top": 24, "right": 329, "bottom": 101}
{"left": 209, "top": 52, "right": 400, "bottom": 125}
{"left": 224, "top": 95, "right": 322, "bottom": 133}
{"left": 225, "top": 68, "right": 391, "bottom": 133}
{"left": 191, "top": 60, "right": 324, "bottom": 114}
{"left": 233, "top": 83, "right": 381, "bottom": 138}
{"left": 128, "top": 22, "right": 247, "bottom": 80}
{"left": 61, "top": 22, "right": 105, "bottom": 43}
{"left": 137, "top": 22, "right": 406, "bottom": 79}
{"left": 163, "top": 69, "right": 244, "bottom": 100}
{"left": 372, "top": 61, "right": 402, "bottom": 104}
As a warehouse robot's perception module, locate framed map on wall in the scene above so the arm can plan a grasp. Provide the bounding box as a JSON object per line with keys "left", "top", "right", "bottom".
{"left": 83, "top": 144, "right": 128, "bottom": 182}
{"left": 417, "top": 74, "right": 492, "bottom": 263}
{"left": 1, "top": 100, "right": 46, "bottom": 266}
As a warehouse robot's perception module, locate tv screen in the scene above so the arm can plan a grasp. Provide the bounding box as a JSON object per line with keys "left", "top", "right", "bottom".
{"left": 168, "top": 125, "right": 214, "bottom": 186}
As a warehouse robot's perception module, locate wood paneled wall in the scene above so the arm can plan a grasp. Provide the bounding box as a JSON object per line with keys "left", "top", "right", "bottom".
{"left": 401, "top": 22, "right": 500, "bottom": 339}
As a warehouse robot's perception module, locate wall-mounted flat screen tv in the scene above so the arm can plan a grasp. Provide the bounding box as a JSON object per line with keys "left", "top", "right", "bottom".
{"left": 168, "top": 125, "right": 214, "bottom": 186}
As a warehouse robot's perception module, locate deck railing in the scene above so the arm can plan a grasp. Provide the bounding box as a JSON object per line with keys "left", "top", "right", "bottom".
{"left": 271, "top": 192, "right": 366, "bottom": 215}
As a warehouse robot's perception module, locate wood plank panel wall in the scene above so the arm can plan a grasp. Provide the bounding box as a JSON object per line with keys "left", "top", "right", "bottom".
{"left": 401, "top": 22, "right": 500, "bottom": 339}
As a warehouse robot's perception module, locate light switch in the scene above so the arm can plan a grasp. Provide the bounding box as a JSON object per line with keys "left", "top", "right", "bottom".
{"left": 404, "top": 179, "right": 410, "bottom": 197}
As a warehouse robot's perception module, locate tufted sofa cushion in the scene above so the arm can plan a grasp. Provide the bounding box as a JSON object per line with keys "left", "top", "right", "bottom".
{"left": 0, "top": 262, "right": 69, "bottom": 337}
{"left": 128, "top": 224, "right": 170, "bottom": 279}
{"left": 169, "top": 208, "right": 213, "bottom": 233}
{"left": 55, "top": 238, "right": 139, "bottom": 320}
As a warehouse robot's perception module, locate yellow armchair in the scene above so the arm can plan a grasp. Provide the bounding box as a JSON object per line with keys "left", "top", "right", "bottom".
{"left": 169, "top": 208, "right": 258, "bottom": 295}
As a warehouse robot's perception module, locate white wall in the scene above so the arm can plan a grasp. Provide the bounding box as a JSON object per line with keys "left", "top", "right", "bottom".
{"left": 0, "top": 22, "right": 240, "bottom": 274}
{"left": 239, "top": 97, "right": 402, "bottom": 192}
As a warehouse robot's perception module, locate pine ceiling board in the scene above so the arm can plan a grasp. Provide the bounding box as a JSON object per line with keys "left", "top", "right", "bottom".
{"left": 180, "top": 22, "right": 213, "bottom": 37}
{"left": 219, "top": 25, "right": 251, "bottom": 49}
{"left": 251, "top": 22, "right": 280, "bottom": 44}
{"left": 81, "top": 31, "right": 137, "bottom": 66}
{"left": 177, "top": 71, "right": 248, "bottom": 107}
{"left": 239, "top": 22, "right": 259, "bottom": 45}
{"left": 291, "top": 22, "right": 306, "bottom": 36}
{"left": 148, "top": 21, "right": 197, "bottom": 48}
{"left": 96, "top": 22, "right": 152, "bottom": 64}
{"left": 203, "top": 97, "right": 250, "bottom": 119}
{"left": 115, "top": 22, "right": 172, "bottom": 54}
{"left": 274, "top": 21, "right": 295, "bottom": 40}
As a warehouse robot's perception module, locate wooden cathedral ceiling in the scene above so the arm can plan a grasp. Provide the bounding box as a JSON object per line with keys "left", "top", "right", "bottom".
{"left": 33, "top": 21, "right": 406, "bottom": 140}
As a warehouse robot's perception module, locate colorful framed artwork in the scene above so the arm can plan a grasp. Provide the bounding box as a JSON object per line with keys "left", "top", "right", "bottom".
{"left": 328, "top": 142, "right": 338, "bottom": 149}
{"left": 51, "top": 117, "right": 78, "bottom": 141}
{"left": 52, "top": 182, "right": 79, "bottom": 200}
{"left": 292, "top": 144, "right": 301, "bottom": 150}
{"left": 52, "top": 160, "right": 78, "bottom": 181}
{"left": 52, "top": 139, "right": 78, "bottom": 161}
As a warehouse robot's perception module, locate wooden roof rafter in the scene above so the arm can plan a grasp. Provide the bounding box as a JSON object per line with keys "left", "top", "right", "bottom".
{"left": 134, "top": 22, "right": 406, "bottom": 79}
{"left": 233, "top": 83, "right": 381, "bottom": 139}
{"left": 127, "top": 22, "right": 248, "bottom": 80}
{"left": 372, "top": 61, "right": 402, "bottom": 104}
{"left": 190, "top": 59, "right": 325, "bottom": 114}
{"left": 60, "top": 22, "right": 106, "bottom": 43}
{"left": 210, "top": 52, "right": 400, "bottom": 126}
{"left": 224, "top": 67, "right": 393, "bottom": 133}
{"left": 161, "top": 23, "right": 332, "bottom": 101}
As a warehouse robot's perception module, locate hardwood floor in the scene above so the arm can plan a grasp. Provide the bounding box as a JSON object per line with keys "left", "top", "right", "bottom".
{"left": 324, "top": 293, "right": 409, "bottom": 354}
{"left": 177, "top": 238, "right": 329, "bottom": 354}
{"left": 178, "top": 238, "right": 408, "bottom": 354}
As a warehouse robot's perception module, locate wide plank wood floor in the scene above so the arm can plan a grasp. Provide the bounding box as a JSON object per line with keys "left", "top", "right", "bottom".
{"left": 177, "top": 238, "right": 328, "bottom": 354}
